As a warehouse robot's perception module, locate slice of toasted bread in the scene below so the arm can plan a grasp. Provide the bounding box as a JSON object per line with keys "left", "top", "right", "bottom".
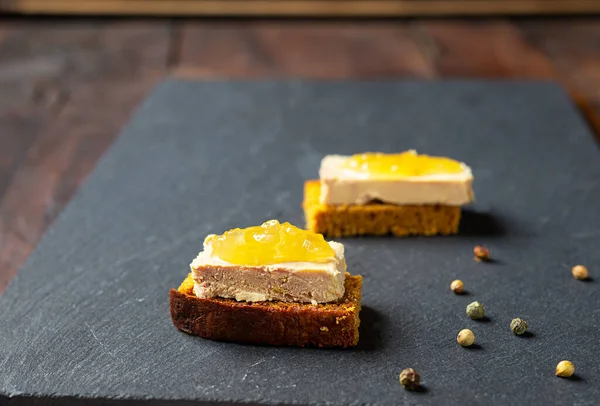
{"left": 303, "top": 180, "right": 461, "bottom": 237}
{"left": 170, "top": 273, "right": 362, "bottom": 348}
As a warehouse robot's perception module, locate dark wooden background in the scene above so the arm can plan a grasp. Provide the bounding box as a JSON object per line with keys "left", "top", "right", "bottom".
{"left": 1, "top": 17, "right": 599, "bottom": 293}
{"left": 5, "top": 0, "right": 600, "bottom": 17}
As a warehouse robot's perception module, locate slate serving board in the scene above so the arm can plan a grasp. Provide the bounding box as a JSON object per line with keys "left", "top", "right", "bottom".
{"left": 1, "top": 80, "right": 600, "bottom": 406}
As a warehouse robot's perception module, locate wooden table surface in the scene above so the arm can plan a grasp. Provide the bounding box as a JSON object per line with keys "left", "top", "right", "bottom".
{"left": 1, "top": 17, "right": 599, "bottom": 293}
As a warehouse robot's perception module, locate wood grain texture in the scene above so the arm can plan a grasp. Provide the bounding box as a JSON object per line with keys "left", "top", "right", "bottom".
{"left": 416, "top": 19, "right": 558, "bottom": 78}
{"left": 4, "top": 0, "right": 600, "bottom": 16}
{"left": 176, "top": 22, "right": 434, "bottom": 79}
{"left": 520, "top": 20, "right": 600, "bottom": 102}
{"left": 520, "top": 20, "right": 600, "bottom": 143}
{"left": 0, "top": 20, "right": 172, "bottom": 292}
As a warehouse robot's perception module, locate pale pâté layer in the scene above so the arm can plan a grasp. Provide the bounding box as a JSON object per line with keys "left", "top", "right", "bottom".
{"left": 304, "top": 151, "right": 475, "bottom": 237}
{"left": 191, "top": 237, "right": 347, "bottom": 304}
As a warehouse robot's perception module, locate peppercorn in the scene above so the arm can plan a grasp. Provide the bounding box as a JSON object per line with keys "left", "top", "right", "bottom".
{"left": 510, "top": 318, "right": 528, "bottom": 335}
{"left": 466, "top": 301, "right": 485, "bottom": 320}
{"left": 450, "top": 279, "right": 465, "bottom": 294}
{"left": 571, "top": 265, "right": 589, "bottom": 281}
{"left": 473, "top": 245, "right": 489, "bottom": 262}
{"left": 555, "top": 360, "right": 575, "bottom": 378}
{"left": 399, "top": 368, "right": 421, "bottom": 390}
{"left": 457, "top": 329, "right": 475, "bottom": 347}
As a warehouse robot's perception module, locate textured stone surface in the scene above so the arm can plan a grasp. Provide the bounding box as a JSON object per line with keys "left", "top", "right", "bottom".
{"left": 0, "top": 80, "right": 599, "bottom": 405}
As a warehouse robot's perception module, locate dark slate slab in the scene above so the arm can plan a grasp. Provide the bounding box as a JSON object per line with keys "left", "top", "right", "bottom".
{"left": 1, "top": 80, "right": 599, "bottom": 406}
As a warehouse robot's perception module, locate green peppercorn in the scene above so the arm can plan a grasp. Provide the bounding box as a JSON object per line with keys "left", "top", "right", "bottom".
{"left": 466, "top": 301, "right": 485, "bottom": 320}
{"left": 510, "top": 318, "right": 528, "bottom": 335}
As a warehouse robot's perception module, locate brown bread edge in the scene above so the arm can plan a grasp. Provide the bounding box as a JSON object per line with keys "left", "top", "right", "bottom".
{"left": 303, "top": 179, "right": 461, "bottom": 237}
{"left": 170, "top": 274, "right": 362, "bottom": 348}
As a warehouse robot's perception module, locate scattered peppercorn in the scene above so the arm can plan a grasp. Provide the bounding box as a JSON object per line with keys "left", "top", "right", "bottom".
{"left": 457, "top": 329, "right": 475, "bottom": 347}
{"left": 466, "top": 301, "right": 485, "bottom": 320}
{"left": 510, "top": 318, "right": 528, "bottom": 335}
{"left": 450, "top": 279, "right": 465, "bottom": 294}
{"left": 555, "top": 360, "right": 575, "bottom": 378}
{"left": 473, "top": 245, "right": 490, "bottom": 262}
{"left": 571, "top": 265, "right": 589, "bottom": 281}
{"left": 399, "top": 368, "right": 421, "bottom": 390}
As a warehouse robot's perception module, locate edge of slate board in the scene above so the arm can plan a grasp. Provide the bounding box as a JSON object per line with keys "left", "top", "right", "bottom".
{"left": 1, "top": 79, "right": 599, "bottom": 406}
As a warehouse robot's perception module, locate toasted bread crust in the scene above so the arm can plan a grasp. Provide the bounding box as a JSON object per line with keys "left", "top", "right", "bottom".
{"left": 170, "top": 274, "right": 362, "bottom": 348}
{"left": 303, "top": 180, "right": 461, "bottom": 237}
